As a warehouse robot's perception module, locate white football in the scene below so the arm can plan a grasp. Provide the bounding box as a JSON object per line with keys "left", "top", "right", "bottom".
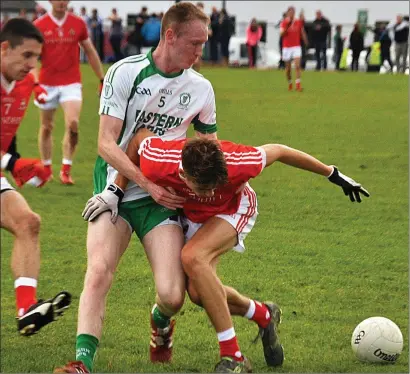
{"left": 351, "top": 317, "right": 403, "bottom": 363}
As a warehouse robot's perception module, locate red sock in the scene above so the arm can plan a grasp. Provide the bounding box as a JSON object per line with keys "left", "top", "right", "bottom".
{"left": 219, "top": 336, "right": 243, "bottom": 362}
{"left": 251, "top": 301, "right": 271, "bottom": 329}
{"left": 61, "top": 164, "right": 71, "bottom": 173}
{"left": 15, "top": 277, "right": 37, "bottom": 316}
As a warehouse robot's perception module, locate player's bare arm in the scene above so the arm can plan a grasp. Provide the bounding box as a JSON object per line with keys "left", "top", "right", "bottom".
{"left": 80, "top": 38, "right": 104, "bottom": 81}
{"left": 98, "top": 115, "right": 152, "bottom": 190}
{"left": 261, "top": 144, "right": 370, "bottom": 202}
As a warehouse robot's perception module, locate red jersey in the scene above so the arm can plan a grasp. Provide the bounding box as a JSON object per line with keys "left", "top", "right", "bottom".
{"left": 280, "top": 18, "right": 303, "bottom": 48}
{"left": 1, "top": 73, "right": 35, "bottom": 152}
{"left": 139, "top": 137, "right": 266, "bottom": 223}
{"left": 34, "top": 13, "right": 88, "bottom": 86}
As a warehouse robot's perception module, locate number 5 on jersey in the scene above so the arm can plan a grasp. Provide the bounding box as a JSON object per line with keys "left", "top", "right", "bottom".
{"left": 158, "top": 96, "right": 166, "bottom": 108}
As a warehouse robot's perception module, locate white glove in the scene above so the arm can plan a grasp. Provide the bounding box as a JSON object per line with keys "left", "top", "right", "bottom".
{"left": 82, "top": 183, "right": 124, "bottom": 223}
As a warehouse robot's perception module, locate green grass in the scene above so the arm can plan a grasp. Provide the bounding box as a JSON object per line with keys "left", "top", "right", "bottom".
{"left": 1, "top": 66, "right": 408, "bottom": 373}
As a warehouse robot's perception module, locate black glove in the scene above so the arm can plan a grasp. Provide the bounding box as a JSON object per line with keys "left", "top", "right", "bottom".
{"left": 328, "top": 166, "right": 370, "bottom": 203}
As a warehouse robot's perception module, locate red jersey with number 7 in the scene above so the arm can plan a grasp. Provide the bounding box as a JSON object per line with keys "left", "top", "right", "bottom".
{"left": 1, "top": 73, "right": 35, "bottom": 153}
{"left": 138, "top": 137, "right": 266, "bottom": 223}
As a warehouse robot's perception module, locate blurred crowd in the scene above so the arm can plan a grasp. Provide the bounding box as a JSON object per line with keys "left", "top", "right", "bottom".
{"left": 273, "top": 9, "right": 409, "bottom": 73}
{"left": 1, "top": 3, "right": 408, "bottom": 72}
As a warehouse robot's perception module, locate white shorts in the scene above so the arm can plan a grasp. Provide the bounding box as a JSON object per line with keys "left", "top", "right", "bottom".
{"left": 282, "top": 46, "right": 302, "bottom": 61}
{"left": 1, "top": 176, "right": 15, "bottom": 193}
{"left": 182, "top": 184, "right": 258, "bottom": 253}
{"left": 34, "top": 83, "right": 82, "bottom": 110}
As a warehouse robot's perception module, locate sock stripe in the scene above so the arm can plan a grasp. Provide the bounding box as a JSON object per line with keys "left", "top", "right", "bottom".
{"left": 14, "top": 277, "right": 37, "bottom": 288}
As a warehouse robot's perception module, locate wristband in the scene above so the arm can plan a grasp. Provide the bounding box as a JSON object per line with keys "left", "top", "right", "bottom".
{"left": 34, "top": 82, "right": 39, "bottom": 86}
{"left": 326, "top": 165, "right": 335, "bottom": 178}
{"left": 107, "top": 183, "right": 124, "bottom": 201}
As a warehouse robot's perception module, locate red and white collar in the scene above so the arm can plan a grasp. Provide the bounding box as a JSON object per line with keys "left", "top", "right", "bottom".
{"left": 48, "top": 11, "right": 68, "bottom": 27}
{"left": 1, "top": 73, "right": 16, "bottom": 94}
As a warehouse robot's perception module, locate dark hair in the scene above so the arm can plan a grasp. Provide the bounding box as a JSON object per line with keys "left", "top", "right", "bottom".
{"left": 182, "top": 139, "right": 228, "bottom": 187}
{"left": 0, "top": 18, "right": 43, "bottom": 48}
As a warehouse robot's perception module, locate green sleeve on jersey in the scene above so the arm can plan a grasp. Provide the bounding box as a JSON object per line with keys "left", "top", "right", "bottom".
{"left": 192, "top": 117, "right": 218, "bottom": 134}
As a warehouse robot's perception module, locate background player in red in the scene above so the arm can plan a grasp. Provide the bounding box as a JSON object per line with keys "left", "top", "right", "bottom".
{"left": 280, "top": 6, "right": 309, "bottom": 91}
{"left": 82, "top": 128, "right": 369, "bottom": 372}
{"left": 34, "top": 0, "right": 105, "bottom": 185}
{"left": 1, "top": 18, "right": 71, "bottom": 336}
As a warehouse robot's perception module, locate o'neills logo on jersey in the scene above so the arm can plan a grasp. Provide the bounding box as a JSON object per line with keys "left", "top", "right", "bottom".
{"left": 159, "top": 88, "right": 172, "bottom": 95}
{"left": 134, "top": 110, "right": 183, "bottom": 136}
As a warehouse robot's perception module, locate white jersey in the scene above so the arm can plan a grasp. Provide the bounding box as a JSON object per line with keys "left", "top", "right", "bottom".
{"left": 94, "top": 51, "right": 217, "bottom": 202}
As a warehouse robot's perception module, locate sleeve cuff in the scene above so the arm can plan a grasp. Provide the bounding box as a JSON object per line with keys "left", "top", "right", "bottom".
{"left": 256, "top": 147, "right": 267, "bottom": 170}
{"left": 138, "top": 136, "right": 159, "bottom": 156}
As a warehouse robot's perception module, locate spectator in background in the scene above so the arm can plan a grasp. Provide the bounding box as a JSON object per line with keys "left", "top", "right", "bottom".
{"left": 209, "top": 6, "right": 220, "bottom": 64}
{"left": 218, "top": 8, "right": 233, "bottom": 66}
{"left": 379, "top": 24, "right": 393, "bottom": 71}
{"left": 108, "top": 8, "right": 124, "bottom": 62}
{"left": 299, "top": 9, "right": 307, "bottom": 69}
{"left": 68, "top": 6, "right": 75, "bottom": 14}
{"left": 141, "top": 13, "right": 161, "bottom": 48}
{"left": 79, "top": 7, "right": 90, "bottom": 63}
{"left": 130, "top": 6, "right": 149, "bottom": 55}
{"left": 89, "top": 9, "right": 105, "bottom": 62}
{"left": 349, "top": 23, "right": 364, "bottom": 71}
{"left": 246, "top": 18, "right": 263, "bottom": 68}
{"left": 18, "top": 9, "right": 27, "bottom": 19}
{"left": 333, "top": 25, "right": 344, "bottom": 70}
{"left": 392, "top": 15, "right": 409, "bottom": 73}
{"left": 312, "top": 10, "right": 330, "bottom": 71}
{"left": 32, "top": 5, "right": 46, "bottom": 22}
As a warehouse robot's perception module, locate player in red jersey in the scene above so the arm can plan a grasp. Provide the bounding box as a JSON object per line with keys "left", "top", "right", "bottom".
{"left": 82, "top": 128, "right": 369, "bottom": 372}
{"left": 1, "top": 18, "right": 71, "bottom": 336}
{"left": 33, "top": 0, "right": 105, "bottom": 185}
{"left": 280, "top": 6, "right": 309, "bottom": 91}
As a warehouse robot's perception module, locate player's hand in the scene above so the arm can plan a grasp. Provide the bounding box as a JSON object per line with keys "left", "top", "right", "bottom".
{"left": 98, "top": 79, "right": 104, "bottom": 97}
{"left": 10, "top": 158, "right": 48, "bottom": 188}
{"left": 146, "top": 182, "right": 185, "bottom": 210}
{"left": 33, "top": 83, "right": 48, "bottom": 104}
{"left": 82, "top": 183, "right": 124, "bottom": 223}
{"left": 328, "top": 166, "right": 370, "bottom": 203}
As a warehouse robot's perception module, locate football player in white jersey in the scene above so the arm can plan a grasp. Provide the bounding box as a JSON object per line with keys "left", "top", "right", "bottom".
{"left": 54, "top": 3, "right": 217, "bottom": 373}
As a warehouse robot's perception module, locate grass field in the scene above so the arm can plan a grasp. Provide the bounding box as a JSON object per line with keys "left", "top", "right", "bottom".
{"left": 1, "top": 65, "right": 408, "bottom": 373}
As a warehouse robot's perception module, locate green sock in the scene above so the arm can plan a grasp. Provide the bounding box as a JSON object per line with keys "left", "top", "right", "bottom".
{"left": 76, "top": 334, "right": 99, "bottom": 372}
{"left": 152, "top": 304, "right": 170, "bottom": 329}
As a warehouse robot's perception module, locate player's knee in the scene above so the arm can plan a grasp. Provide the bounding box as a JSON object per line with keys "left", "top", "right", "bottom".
{"left": 181, "top": 246, "right": 204, "bottom": 278}
{"left": 16, "top": 211, "right": 41, "bottom": 237}
{"left": 156, "top": 287, "right": 185, "bottom": 314}
{"left": 186, "top": 281, "right": 202, "bottom": 307}
{"left": 41, "top": 122, "right": 54, "bottom": 135}
{"left": 85, "top": 261, "right": 114, "bottom": 294}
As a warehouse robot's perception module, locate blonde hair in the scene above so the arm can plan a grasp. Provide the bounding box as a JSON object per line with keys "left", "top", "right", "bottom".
{"left": 161, "top": 2, "right": 209, "bottom": 39}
